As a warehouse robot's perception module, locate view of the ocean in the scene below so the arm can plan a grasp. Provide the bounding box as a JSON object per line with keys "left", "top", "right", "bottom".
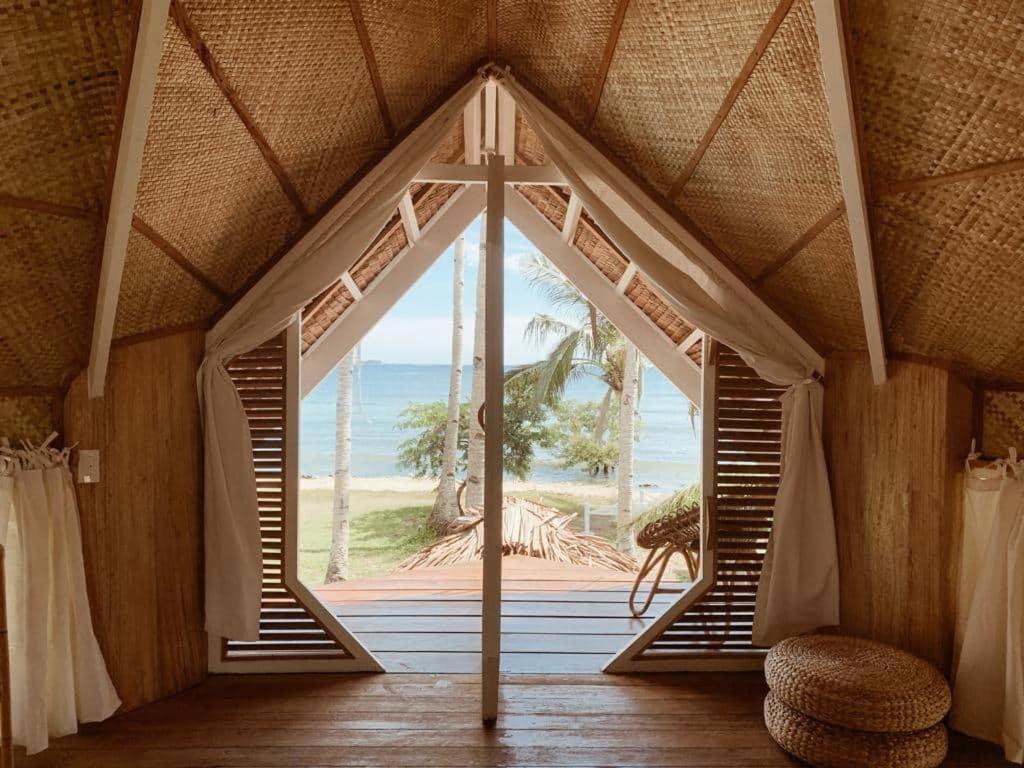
{"left": 301, "top": 363, "right": 702, "bottom": 493}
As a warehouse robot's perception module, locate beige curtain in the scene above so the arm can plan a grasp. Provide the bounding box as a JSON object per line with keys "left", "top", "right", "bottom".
{"left": 499, "top": 73, "right": 839, "bottom": 645}
{"left": 0, "top": 447, "right": 120, "bottom": 755}
{"left": 950, "top": 454, "right": 1024, "bottom": 764}
{"left": 199, "top": 75, "right": 483, "bottom": 641}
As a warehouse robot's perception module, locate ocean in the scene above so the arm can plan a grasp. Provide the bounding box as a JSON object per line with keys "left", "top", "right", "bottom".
{"left": 301, "top": 363, "right": 702, "bottom": 494}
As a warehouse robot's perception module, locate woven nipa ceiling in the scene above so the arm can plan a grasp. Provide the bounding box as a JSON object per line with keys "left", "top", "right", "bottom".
{"left": 2, "top": 0, "right": 1023, "bottom": 393}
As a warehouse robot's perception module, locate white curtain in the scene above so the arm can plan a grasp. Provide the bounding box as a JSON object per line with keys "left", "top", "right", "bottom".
{"left": 499, "top": 74, "right": 840, "bottom": 645}
{"left": 950, "top": 453, "right": 1024, "bottom": 764}
{"left": 0, "top": 448, "right": 120, "bottom": 755}
{"left": 199, "top": 75, "right": 483, "bottom": 641}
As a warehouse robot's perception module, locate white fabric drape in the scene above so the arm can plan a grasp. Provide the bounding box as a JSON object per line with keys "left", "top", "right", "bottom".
{"left": 0, "top": 454, "right": 120, "bottom": 755}
{"left": 199, "top": 75, "right": 483, "bottom": 640}
{"left": 499, "top": 73, "right": 839, "bottom": 644}
{"left": 950, "top": 455, "right": 1024, "bottom": 764}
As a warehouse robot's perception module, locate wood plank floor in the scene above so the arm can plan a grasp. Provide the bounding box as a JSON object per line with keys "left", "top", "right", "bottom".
{"left": 18, "top": 672, "right": 1010, "bottom": 767}
{"left": 314, "top": 556, "right": 681, "bottom": 673}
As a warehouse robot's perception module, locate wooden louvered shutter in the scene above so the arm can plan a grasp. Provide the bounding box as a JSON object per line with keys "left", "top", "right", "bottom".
{"left": 637, "top": 341, "right": 784, "bottom": 662}
{"left": 221, "top": 332, "right": 353, "bottom": 661}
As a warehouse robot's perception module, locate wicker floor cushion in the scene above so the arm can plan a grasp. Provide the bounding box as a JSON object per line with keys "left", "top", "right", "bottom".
{"left": 765, "top": 692, "right": 948, "bottom": 768}
{"left": 765, "top": 634, "right": 951, "bottom": 732}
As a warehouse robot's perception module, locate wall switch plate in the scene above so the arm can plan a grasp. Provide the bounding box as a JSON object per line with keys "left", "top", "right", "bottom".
{"left": 78, "top": 449, "right": 100, "bottom": 484}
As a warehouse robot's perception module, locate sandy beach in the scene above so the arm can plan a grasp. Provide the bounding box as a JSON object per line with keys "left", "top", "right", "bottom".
{"left": 301, "top": 474, "right": 629, "bottom": 502}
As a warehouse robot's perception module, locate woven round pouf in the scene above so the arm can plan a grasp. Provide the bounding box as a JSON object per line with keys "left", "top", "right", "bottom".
{"left": 765, "top": 692, "right": 947, "bottom": 768}
{"left": 765, "top": 635, "right": 951, "bottom": 732}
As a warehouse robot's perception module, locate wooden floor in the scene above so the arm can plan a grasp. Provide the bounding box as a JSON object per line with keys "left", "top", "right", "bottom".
{"left": 18, "top": 672, "right": 1009, "bottom": 767}
{"left": 314, "top": 555, "right": 680, "bottom": 673}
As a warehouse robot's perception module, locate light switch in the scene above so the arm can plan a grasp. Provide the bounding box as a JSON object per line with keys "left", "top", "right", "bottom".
{"left": 78, "top": 449, "right": 100, "bottom": 484}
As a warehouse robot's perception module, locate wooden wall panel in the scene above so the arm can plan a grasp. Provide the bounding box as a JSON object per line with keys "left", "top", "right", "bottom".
{"left": 64, "top": 330, "right": 206, "bottom": 711}
{"left": 823, "top": 355, "right": 973, "bottom": 672}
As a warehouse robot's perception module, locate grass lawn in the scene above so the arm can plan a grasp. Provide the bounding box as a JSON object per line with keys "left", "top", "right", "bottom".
{"left": 298, "top": 484, "right": 606, "bottom": 586}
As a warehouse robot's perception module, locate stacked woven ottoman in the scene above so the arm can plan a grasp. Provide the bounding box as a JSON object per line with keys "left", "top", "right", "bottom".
{"left": 764, "top": 635, "right": 952, "bottom": 768}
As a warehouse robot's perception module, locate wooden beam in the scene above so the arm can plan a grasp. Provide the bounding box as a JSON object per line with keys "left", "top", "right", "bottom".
{"left": 169, "top": 0, "right": 308, "bottom": 218}
{"left": 615, "top": 262, "right": 637, "bottom": 294}
{"left": 414, "top": 163, "right": 566, "bottom": 185}
{"left": 132, "top": 215, "right": 229, "bottom": 301}
{"left": 506, "top": 188, "right": 702, "bottom": 406}
{"left": 301, "top": 186, "right": 485, "bottom": 395}
{"left": 463, "top": 92, "right": 482, "bottom": 165}
{"left": 667, "top": 0, "right": 794, "bottom": 198}
{"left": 484, "top": 80, "right": 497, "bottom": 154}
{"left": 487, "top": 0, "right": 497, "bottom": 60}
{"left": 348, "top": 0, "right": 395, "bottom": 140}
{"left": 481, "top": 154, "right": 504, "bottom": 725}
{"left": 0, "top": 193, "right": 97, "bottom": 221}
{"left": 585, "top": 0, "right": 631, "bottom": 128}
{"left": 813, "top": 0, "right": 886, "bottom": 384}
{"left": 339, "top": 271, "right": 363, "bottom": 301}
{"left": 398, "top": 191, "right": 420, "bottom": 244}
{"left": 561, "top": 192, "right": 582, "bottom": 242}
{"left": 755, "top": 200, "right": 845, "bottom": 283}
{"left": 501, "top": 69, "right": 826, "bottom": 372}
{"left": 87, "top": 0, "right": 170, "bottom": 399}
{"left": 677, "top": 327, "right": 702, "bottom": 353}
{"left": 877, "top": 157, "right": 1024, "bottom": 197}
{"left": 0, "top": 385, "right": 62, "bottom": 398}
{"left": 498, "top": 86, "right": 516, "bottom": 165}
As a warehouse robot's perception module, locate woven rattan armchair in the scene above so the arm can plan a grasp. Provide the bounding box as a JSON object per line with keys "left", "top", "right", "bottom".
{"left": 628, "top": 503, "right": 701, "bottom": 617}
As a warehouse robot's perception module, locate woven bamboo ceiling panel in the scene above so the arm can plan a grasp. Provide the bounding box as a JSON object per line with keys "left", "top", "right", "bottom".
{"left": 0, "top": 395, "right": 56, "bottom": 443}
{"left": 0, "top": 0, "right": 132, "bottom": 210}
{"left": 848, "top": 0, "right": 1024, "bottom": 183}
{"left": 360, "top": 0, "right": 485, "bottom": 132}
{"left": 114, "top": 228, "right": 220, "bottom": 339}
{"left": 0, "top": 209, "right": 96, "bottom": 387}
{"left": 4, "top": 0, "right": 1024, "bottom": 392}
{"left": 678, "top": 0, "right": 842, "bottom": 278}
{"left": 593, "top": 0, "right": 778, "bottom": 194}
{"left": 873, "top": 172, "right": 1024, "bottom": 381}
{"left": 983, "top": 390, "right": 1024, "bottom": 457}
{"left": 761, "top": 213, "right": 865, "bottom": 352}
{"left": 179, "top": 0, "right": 390, "bottom": 213}
{"left": 497, "top": 0, "right": 620, "bottom": 125}
{"left": 133, "top": 17, "right": 302, "bottom": 296}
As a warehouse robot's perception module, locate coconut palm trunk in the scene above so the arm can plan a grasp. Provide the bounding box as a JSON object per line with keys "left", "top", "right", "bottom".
{"left": 466, "top": 214, "right": 487, "bottom": 511}
{"left": 617, "top": 341, "right": 639, "bottom": 554}
{"left": 431, "top": 236, "right": 465, "bottom": 529}
{"left": 325, "top": 352, "right": 354, "bottom": 583}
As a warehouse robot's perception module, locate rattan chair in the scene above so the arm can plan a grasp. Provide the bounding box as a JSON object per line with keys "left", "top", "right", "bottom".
{"left": 628, "top": 503, "right": 701, "bottom": 617}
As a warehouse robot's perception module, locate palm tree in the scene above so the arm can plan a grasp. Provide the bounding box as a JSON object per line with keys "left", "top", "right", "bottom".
{"left": 617, "top": 341, "right": 639, "bottom": 554}
{"left": 431, "top": 236, "right": 465, "bottom": 529}
{"left": 325, "top": 351, "right": 354, "bottom": 583}
{"left": 465, "top": 215, "right": 487, "bottom": 511}
{"left": 509, "top": 253, "right": 643, "bottom": 547}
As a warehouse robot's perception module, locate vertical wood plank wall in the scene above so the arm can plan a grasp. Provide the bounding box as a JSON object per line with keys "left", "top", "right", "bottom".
{"left": 64, "top": 330, "right": 207, "bottom": 711}
{"left": 823, "top": 355, "right": 973, "bottom": 672}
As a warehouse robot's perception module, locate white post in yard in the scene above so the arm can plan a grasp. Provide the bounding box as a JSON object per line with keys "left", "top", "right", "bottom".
{"left": 481, "top": 152, "right": 505, "bottom": 725}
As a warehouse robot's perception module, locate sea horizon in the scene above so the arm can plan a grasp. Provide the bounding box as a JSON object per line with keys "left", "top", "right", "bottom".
{"left": 300, "top": 362, "right": 702, "bottom": 494}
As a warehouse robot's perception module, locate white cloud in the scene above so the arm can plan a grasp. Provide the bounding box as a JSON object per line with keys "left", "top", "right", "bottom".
{"left": 358, "top": 313, "right": 552, "bottom": 365}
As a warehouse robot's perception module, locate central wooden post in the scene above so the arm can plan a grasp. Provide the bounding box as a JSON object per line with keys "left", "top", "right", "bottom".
{"left": 481, "top": 152, "right": 504, "bottom": 724}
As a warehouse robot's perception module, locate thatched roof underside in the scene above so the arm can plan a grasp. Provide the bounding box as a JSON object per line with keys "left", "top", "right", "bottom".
{"left": 2, "top": 0, "right": 1023, "bottom": 393}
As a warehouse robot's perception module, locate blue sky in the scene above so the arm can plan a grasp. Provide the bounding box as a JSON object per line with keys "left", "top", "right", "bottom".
{"left": 356, "top": 215, "right": 566, "bottom": 365}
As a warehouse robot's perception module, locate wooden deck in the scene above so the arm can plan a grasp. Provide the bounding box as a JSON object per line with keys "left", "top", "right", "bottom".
{"left": 18, "top": 672, "right": 1009, "bottom": 767}
{"left": 314, "top": 555, "right": 680, "bottom": 674}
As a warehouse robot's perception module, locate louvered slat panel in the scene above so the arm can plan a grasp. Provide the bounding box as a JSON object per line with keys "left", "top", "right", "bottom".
{"left": 642, "top": 345, "right": 781, "bottom": 657}
{"left": 222, "top": 333, "right": 352, "bottom": 661}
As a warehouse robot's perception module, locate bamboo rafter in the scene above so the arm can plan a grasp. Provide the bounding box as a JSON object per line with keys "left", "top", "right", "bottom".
{"left": 584, "top": 0, "right": 632, "bottom": 130}
{"left": 667, "top": 0, "right": 795, "bottom": 198}
{"left": 169, "top": 0, "right": 308, "bottom": 218}
{"left": 348, "top": 0, "right": 395, "bottom": 140}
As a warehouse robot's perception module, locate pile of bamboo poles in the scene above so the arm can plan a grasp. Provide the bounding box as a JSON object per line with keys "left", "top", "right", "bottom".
{"left": 395, "top": 496, "right": 637, "bottom": 573}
